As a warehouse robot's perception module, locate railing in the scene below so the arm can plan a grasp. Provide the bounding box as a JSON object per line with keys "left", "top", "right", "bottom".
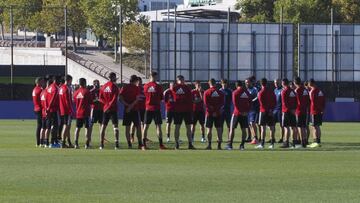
{"left": 0, "top": 40, "right": 66, "bottom": 48}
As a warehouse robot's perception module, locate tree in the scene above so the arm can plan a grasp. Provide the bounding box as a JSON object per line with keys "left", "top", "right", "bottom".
{"left": 39, "top": 0, "right": 64, "bottom": 39}
{"left": 333, "top": 0, "right": 360, "bottom": 23}
{"left": 66, "top": 0, "right": 87, "bottom": 51}
{"left": 236, "top": 0, "right": 276, "bottom": 22}
{"left": 273, "top": 0, "right": 333, "bottom": 23}
{"left": 0, "top": 6, "right": 4, "bottom": 40}
{"left": 123, "top": 22, "right": 150, "bottom": 53}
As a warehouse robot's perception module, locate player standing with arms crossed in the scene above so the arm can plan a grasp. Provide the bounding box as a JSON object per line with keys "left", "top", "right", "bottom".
{"left": 226, "top": 80, "right": 251, "bottom": 150}
{"left": 142, "top": 72, "right": 166, "bottom": 150}
{"left": 308, "top": 79, "right": 325, "bottom": 148}
{"left": 99, "top": 72, "right": 120, "bottom": 150}
{"left": 204, "top": 79, "right": 225, "bottom": 150}
{"left": 173, "top": 75, "right": 195, "bottom": 150}
{"left": 191, "top": 81, "right": 206, "bottom": 143}
{"left": 73, "top": 78, "right": 92, "bottom": 149}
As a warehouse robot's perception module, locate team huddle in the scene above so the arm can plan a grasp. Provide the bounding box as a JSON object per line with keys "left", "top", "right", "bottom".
{"left": 32, "top": 71, "right": 325, "bottom": 150}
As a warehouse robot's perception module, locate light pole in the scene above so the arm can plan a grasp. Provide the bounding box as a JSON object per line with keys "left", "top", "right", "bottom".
{"left": 118, "top": 4, "right": 123, "bottom": 84}
{"left": 64, "top": 5, "right": 68, "bottom": 78}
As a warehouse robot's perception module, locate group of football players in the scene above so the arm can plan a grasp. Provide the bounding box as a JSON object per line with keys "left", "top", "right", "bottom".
{"left": 32, "top": 71, "right": 325, "bottom": 150}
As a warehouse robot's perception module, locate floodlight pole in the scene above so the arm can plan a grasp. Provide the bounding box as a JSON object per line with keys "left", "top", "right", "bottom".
{"left": 119, "top": 4, "right": 123, "bottom": 84}
{"left": 174, "top": 6, "right": 177, "bottom": 81}
{"left": 10, "top": 5, "right": 14, "bottom": 99}
{"left": 227, "top": 7, "right": 230, "bottom": 80}
{"left": 64, "top": 5, "right": 68, "bottom": 78}
{"left": 331, "top": 7, "right": 334, "bottom": 83}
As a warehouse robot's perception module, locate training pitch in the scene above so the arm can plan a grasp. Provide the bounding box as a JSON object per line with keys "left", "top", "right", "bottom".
{"left": 0, "top": 120, "right": 359, "bottom": 203}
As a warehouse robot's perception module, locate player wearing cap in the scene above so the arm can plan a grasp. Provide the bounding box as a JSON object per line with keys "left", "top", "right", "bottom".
{"left": 204, "top": 79, "right": 225, "bottom": 150}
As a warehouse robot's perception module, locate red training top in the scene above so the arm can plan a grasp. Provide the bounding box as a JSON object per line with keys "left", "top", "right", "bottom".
{"left": 295, "top": 86, "right": 310, "bottom": 116}
{"left": 99, "top": 81, "right": 119, "bottom": 112}
{"left": 203, "top": 86, "right": 225, "bottom": 116}
{"left": 45, "top": 82, "right": 60, "bottom": 113}
{"left": 59, "top": 84, "right": 73, "bottom": 116}
{"left": 40, "top": 89, "right": 47, "bottom": 118}
{"left": 173, "top": 84, "right": 193, "bottom": 112}
{"left": 258, "top": 86, "right": 276, "bottom": 113}
{"left": 310, "top": 87, "right": 325, "bottom": 115}
{"left": 281, "top": 86, "right": 297, "bottom": 113}
{"left": 73, "top": 87, "right": 92, "bottom": 119}
{"left": 144, "top": 81, "right": 163, "bottom": 111}
{"left": 164, "top": 88, "right": 175, "bottom": 112}
{"left": 119, "top": 83, "right": 140, "bottom": 111}
{"left": 137, "top": 86, "right": 146, "bottom": 111}
{"left": 32, "top": 85, "right": 42, "bottom": 112}
{"left": 232, "top": 87, "right": 252, "bottom": 116}
{"left": 192, "top": 89, "right": 204, "bottom": 112}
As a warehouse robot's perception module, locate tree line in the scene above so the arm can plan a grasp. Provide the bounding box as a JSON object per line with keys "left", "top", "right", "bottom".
{"left": 0, "top": 0, "right": 149, "bottom": 53}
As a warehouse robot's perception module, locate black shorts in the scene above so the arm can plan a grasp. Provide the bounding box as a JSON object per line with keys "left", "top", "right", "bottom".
{"left": 273, "top": 110, "right": 282, "bottom": 125}
{"left": 258, "top": 112, "right": 275, "bottom": 126}
{"left": 296, "top": 114, "right": 308, "bottom": 128}
{"left": 193, "top": 111, "right": 205, "bottom": 125}
{"left": 46, "top": 112, "right": 59, "bottom": 130}
{"left": 166, "top": 111, "right": 175, "bottom": 124}
{"left": 223, "top": 110, "right": 232, "bottom": 128}
{"left": 174, "top": 112, "right": 192, "bottom": 125}
{"left": 60, "top": 115, "right": 72, "bottom": 126}
{"left": 102, "top": 111, "right": 119, "bottom": 126}
{"left": 311, "top": 114, "right": 323, "bottom": 126}
{"left": 144, "top": 110, "right": 162, "bottom": 125}
{"left": 205, "top": 115, "right": 224, "bottom": 128}
{"left": 230, "top": 115, "right": 249, "bottom": 129}
{"left": 91, "top": 109, "right": 103, "bottom": 124}
{"left": 139, "top": 109, "right": 145, "bottom": 123}
{"left": 282, "top": 112, "right": 296, "bottom": 127}
{"left": 123, "top": 110, "right": 140, "bottom": 126}
{"left": 76, "top": 117, "right": 90, "bottom": 128}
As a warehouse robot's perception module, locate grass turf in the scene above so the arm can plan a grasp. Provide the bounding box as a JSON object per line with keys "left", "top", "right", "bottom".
{"left": 0, "top": 120, "right": 359, "bottom": 203}
{"left": 0, "top": 77, "right": 36, "bottom": 85}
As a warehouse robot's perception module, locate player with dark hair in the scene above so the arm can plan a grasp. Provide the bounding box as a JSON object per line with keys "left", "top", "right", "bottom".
{"left": 246, "top": 78, "right": 259, "bottom": 144}
{"left": 280, "top": 78, "right": 298, "bottom": 148}
{"left": 308, "top": 79, "right": 325, "bottom": 148}
{"left": 204, "top": 78, "right": 225, "bottom": 150}
{"left": 32, "top": 77, "right": 45, "bottom": 147}
{"left": 255, "top": 78, "right": 276, "bottom": 149}
{"left": 119, "top": 75, "right": 143, "bottom": 149}
{"left": 226, "top": 80, "right": 251, "bottom": 150}
{"left": 99, "top": 72, "right": 120, "bottom": 150}
{"left": 173, "top": 75, "right": 195, "bottom": 150}
{"left": 191, "top": 81, "right": 206, "bottom": 143}
{"left": 45, "top": 75, "right": 61, "bottom": 148}
{"left": 39, "top": 78, "right": 50, "bottom": 147}
{"left": 164, "top": 81, "right": 175, "bottom": 143}
{"left": 59, "top": 74, "right": 74, "bottom": 148}
{"left": 220, "top": 79, "right": 232, "bottom": 133}
{"left": 294, "top": 77, "right": 310, "bottom": 148}
{"left": 73, "top": 78, "right": 92, "bottom": 149}
{"left": 90, "top": 80, "right": 103, "bottom": 137}
{"left": 273, "top": 79, "right": 284, "bottom": 143}
{"left": 304, "top": 81, "right": 311, "bottom": 143}
{"left": 130, "top": 77, "right": 146, "bottom": 143}
{"left": 142, "top": 72, "right": 166, "bottom": 150}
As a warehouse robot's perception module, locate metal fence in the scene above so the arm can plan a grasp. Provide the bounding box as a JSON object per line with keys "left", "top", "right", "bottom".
{"left": 299, "top": 24, "right": 360, "bottom": 82}
{"left": 151, "top": 21, "right": 294, "bottom": 82}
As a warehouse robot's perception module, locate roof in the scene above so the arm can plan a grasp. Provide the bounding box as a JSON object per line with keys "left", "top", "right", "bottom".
{"left": 163, "top": 8, "right": 240, "bottom": 21}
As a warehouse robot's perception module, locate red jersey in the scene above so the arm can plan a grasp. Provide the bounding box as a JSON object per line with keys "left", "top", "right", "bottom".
{"left": 281, "top": 86, "right": 297, "bottom": 113}
{"left": 99, "top": 81, "right": 119, "bottom": 112}
{"left": 143, "top": 81, "right": 163, "bottom": 111}
{"left": 137, "top": 86, "right": 146, "bottom": 110}
{"left": 192, "top": 89, "right": 204, "bottom": 112}
{"left": 258, "top": 86, "right": 276, "bottom": 113}
{"left": 119, "top": 84, "right": 140, "bottom": 111}
{"left": 203, "top": 87, "right": 225, "bottom": 116}
{"left": 164, "top": 88, "right": 175, "bottom": 112}
{"left": 59, "top": 84, "right": 73, "bottom": 116}
{"left": 310, "top": 87, "right": 325, "bottom": 115}
{"left": 32, "top": 85, "right": 42, "bottom": 112}
{"left": 40, "top": 89, "right": 47, "bottom": 118}
{"left": 45, "top": 83, "right": 59, "bottom": 113}
{"left": 73, "top": 87, "right": 92, "bottom": 119}
{"left": 90, "top": 88, "right": 103, "bottom": 111}
{"left": 295, "top": 86, "right": 310, "bottom": 115}
{"left": 173, "top": 84, "right": 192, "bottom": 112}
{"left": 232, "top": 87, "right": 252, "bottom": 116}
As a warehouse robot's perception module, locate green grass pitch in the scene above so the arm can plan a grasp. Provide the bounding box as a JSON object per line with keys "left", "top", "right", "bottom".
{"left": 0, "top": 120, "right": 359, "bottom": 203}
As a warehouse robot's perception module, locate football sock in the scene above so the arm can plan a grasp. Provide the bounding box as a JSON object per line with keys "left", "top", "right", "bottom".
{"left": 292, "top": 140, "right": 296, "bottom": 147}
{"left": 261, "top": 139, "right": 265, "bottom": 146}
{"left": 271, "top": 139, "right": 275, "bottom": 145}
{"left": 175, "top": 142, "right": 179, "bottom": 149}
{"left": 316, "top": 138, "right": 321, "bottom": 144}
{"left": 45, "top": 139, "right": 49, "bottom": 146}
{"left": 159, "top": 138, "right": 163, "bottom": 145}
{"left": 40, "top": 139, "right": 43, "bottom": 145}
{"left": 127, "top": 140, "right": 132, "bottom": 147}
{"left": 166, "top": 133, "right": 170, "bottom": 138}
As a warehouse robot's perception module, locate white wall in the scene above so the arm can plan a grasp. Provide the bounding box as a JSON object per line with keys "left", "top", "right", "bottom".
{"left": 67, "top": 59, "right": 108, "bottom": 84}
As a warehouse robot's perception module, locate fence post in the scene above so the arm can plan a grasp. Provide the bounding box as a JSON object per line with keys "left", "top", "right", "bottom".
{"left": 64, "top": 6, "right": 68, "bottom": 78}
{"left": 220, "top": 29, "right": 224, "bottom": 79}
{"left": 10, "top": 5, "right": 14, "bottom": 99}
{"left": 189, "top": 31, "right": 193, "bottom": 82}
{"left": 251, "top": 31, "right": 256, "bottom": 78}
{"left": 157, "top": 27, "right": 161, "bottom": 81}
